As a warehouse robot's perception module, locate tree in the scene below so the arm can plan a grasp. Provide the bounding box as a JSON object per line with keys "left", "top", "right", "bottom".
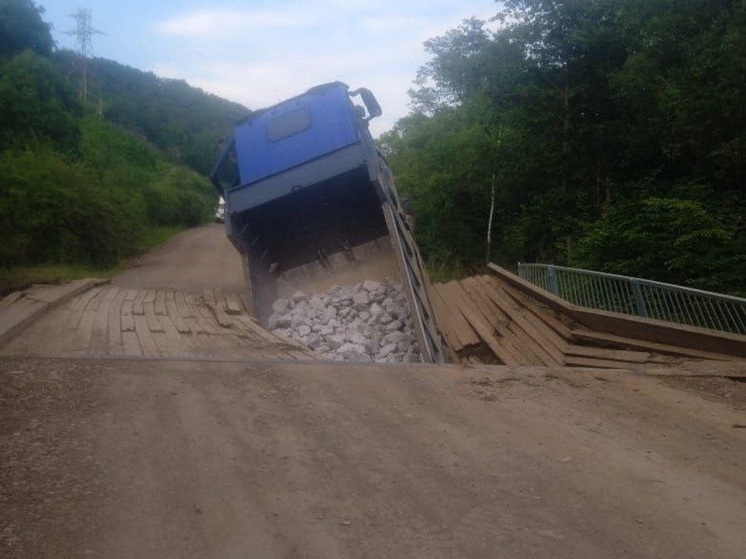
{"left": 0, "top": 51, "right": 81, "bottom": 152}
{"left": 0, "top": 0, "right": 53, "bottom": 58}
{"left": 384, "top": 0, "right": 745, "bottom": 293}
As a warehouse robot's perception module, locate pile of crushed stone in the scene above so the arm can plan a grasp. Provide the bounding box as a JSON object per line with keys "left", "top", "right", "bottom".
{"left": 268, "top": 280, "right": 421, "bottom": 363}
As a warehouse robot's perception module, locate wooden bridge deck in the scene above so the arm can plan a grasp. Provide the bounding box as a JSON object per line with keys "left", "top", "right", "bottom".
{"left": 431, "top": 267, "right": 746, "bottom": 370}
{"left": 0, "top": 285, "right": 312, "bottom": 361}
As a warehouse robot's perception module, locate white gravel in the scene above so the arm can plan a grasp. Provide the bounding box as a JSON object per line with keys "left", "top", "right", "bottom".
{"left": 268, "top": 280, "right": 421, "bottom": 363}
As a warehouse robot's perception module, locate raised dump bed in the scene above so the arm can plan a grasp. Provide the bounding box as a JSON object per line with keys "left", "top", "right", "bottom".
{"left": 211, "top": 82, "right": 444, "bottom": 363}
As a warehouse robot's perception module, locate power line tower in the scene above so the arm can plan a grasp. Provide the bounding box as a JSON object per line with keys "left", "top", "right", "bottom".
{"left": 65, "top": 8, "right": 104, "bottom": 104}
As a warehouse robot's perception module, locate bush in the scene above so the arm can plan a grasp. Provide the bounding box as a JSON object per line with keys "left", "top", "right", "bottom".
{"left": 572, "top": 196, "right": 741, "bottom": 292}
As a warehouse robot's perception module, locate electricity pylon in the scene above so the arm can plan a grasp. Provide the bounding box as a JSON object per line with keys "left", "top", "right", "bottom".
{"left": 65, "top": 8, "right": 104, "bottom": 103}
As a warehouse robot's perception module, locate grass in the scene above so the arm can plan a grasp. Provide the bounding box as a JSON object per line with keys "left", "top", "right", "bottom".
{"left": 0, "top": 263, "right": 121, "bottom": 296}
{"left": 0, "top": 224, "right": 188, "bottom": 296}
{"left": 139, "top": 225, "right": 186, "bottom": 252}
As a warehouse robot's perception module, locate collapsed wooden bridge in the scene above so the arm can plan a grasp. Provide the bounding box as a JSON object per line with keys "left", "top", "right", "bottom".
{"left": 431, "top": 264, "right": 746, "bottom": 370}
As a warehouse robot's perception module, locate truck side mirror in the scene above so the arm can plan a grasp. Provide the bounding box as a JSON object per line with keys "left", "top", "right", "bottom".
{"left": 349, "top": 88, "right": 382, "bottom": 120}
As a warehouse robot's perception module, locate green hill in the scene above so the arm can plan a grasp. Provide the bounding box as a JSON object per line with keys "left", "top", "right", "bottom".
{"left": 0, "top": 0, "right": 250, "bottom": 286}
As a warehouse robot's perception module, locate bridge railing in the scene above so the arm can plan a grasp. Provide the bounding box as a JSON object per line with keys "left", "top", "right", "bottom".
{"left": 517, "top": 263, "right": 746, "bottom": 335}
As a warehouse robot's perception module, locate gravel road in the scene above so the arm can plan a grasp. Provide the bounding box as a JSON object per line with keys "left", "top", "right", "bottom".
{"left": 1, "top": 225, "right": 745, "bottom": 558}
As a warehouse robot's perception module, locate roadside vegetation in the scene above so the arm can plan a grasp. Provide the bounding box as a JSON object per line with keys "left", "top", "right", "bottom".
{"left": 380, "top": 0, "right": 745, "bottom": 295}
{"left": 0, "top": 0, "right": 249, "bottom": 292}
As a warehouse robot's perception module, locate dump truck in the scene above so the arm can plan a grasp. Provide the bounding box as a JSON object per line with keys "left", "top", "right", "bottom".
{"left": 210, "top": 82, "right": 444, "bottom": 363}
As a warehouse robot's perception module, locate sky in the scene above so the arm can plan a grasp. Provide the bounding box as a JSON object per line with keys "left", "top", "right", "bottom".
{"left": 42, "top": 0, "right": 498, "bottom": 137}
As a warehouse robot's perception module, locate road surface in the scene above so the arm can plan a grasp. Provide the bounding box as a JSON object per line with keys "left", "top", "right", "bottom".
{"left": 113, "top": 223, "right": 246, "bottom": 292}
{"left": 1, "top": 225, "right": 745, "bottom": 558}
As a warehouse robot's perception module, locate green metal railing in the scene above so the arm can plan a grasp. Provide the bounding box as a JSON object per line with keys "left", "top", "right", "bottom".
{"left": 517, "top": 263, "right": 746, "bottom": 335}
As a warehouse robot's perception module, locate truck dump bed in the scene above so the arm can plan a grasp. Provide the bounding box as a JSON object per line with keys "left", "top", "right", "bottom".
{"left": 211, "top": 82, "right": 444, "bottom": 363}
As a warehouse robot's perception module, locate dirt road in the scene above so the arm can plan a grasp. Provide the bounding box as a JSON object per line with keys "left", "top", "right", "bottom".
{"left": 1, "top": 225, "right": 745, "bottom": 558}
{"left": 113, "top": 223, "right": 245, "bottom": 292}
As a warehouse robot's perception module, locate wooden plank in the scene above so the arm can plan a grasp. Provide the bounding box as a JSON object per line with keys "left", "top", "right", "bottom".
{"left": 211, "top": 302, "right": 236, "bottom": 329}
{"left": 154, "top": 290, "right": 167, "bottom": 316}
{"left": 459, "top": 277, "right": 541, "bottom": 366}
{"left": 165, "top": 291, "right": 191, "bottom": 334}
{"left": 123, "top": 289, "right": 137, "bottom": 302}
{"left": 121, "top": 330, "right": 141, "bottom": 356}
{"left": 106, "top": 288, "right": 126, "bottom": 355}
{"left": 133, "top": 314, "right": 158, "bottom": 356}
{"left": 224, "top": 293, "right": 243, "bottom": 315}
{"left": 488, "top": 263, "right": 746, "bottom": 359}
{"left": 564, "top": 356, "right": 637, "bottom": 369}
{"left": 174, "top": 291, "right": 196, "bottom": 319}
{"left": 429, "top": 284, "right": 466, "bottom": 352}
{"left": 433, "top": 282, "right": 480, "bottom": 349}
{"left": 69, "top": 288, "right": 105, "bottom": 352}
{"left": 202, "top": 289, "right": 217, "bottom": 307}
{"left": 571, "top": 329, "right": 738, "bottom": 362}
{"left": 565, "top": 344, "right": 651, "bottom": 363}
{"left": 143, "top": 302, "right": 165, "bottom": 333}
{"left": 152, "top": 311, "right": 187, "bottom": 356}
{"left": 90, "top": 287, "right": 120, "bottom": 353}
{"left": 69, "top": 285, "right": 102, "bottom": 312}
{"left": 439, "top": 282, "right": 487, "bottom": 348}
{"left": 643, "top": 360, "right": 746, "bottom": 378}
{"left": 487, "top": 276, "right": 574, "bottom": 342}
{"left": 477, "top": 277, "right": 565, "bottom": 367}
{"left": 143, "top": 290, "right": 156, "bottom": 304}
{"left": 132, "top": 290, "right": 146, "bottom": 316}
{"left": 121, "top": 299, "right": 135, "bottom": 333}
{"left": 461, "top": 277, "right": 510, "bottom": 326}
{"left": 443, "top": 281, "right": 522, "bottom": 366}
{"left": 184, "top": 317, "right": 210, "bottom": 335}
{"left": 197, "top": 305, "right": 220, "bottom": 334}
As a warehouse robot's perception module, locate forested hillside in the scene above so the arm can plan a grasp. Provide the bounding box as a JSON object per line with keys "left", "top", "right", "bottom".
{"left": 0, "top": 0, "right": 250, "bottom": 280}
{"left": 381, "top": 0, "right": 745, "bottom": 295}
{"left": 52, "top": 52, "right": 249, "bottom": 176}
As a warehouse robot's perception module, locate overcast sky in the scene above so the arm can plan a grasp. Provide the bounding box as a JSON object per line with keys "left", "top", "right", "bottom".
{"left": 43, "top": 1, "right": 498, "bottom": 136}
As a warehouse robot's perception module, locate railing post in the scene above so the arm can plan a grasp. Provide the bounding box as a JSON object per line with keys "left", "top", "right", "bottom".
{"left": 547, "top": 265, "right": 560, "bottom": 296}
{"left": 632, "top": 281, "right": 648, "bottom": 318}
